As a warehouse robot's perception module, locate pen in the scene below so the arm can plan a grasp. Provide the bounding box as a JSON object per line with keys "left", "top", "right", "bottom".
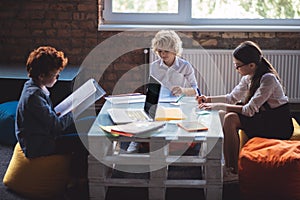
{"left": 176, "top": 94, "right": 185, "bottom": 103}
{"left": 196, "top": 88, "right": 205, "bottom": 103}
{"left": 196, "top": 88, "right": 201, "bottom": 96}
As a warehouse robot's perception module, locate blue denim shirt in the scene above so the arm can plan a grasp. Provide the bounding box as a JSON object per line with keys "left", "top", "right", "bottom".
{"left": 16, "top": 79, "right": 75, "bottom": 158}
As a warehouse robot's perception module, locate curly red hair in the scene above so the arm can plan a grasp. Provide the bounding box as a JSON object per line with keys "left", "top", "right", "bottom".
{"left": 26, "top": 46, "right": 68, "bottom": 79}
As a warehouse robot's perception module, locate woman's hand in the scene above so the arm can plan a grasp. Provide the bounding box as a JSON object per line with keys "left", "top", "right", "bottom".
{"left": 198, "top": 102, "right": 227, "bottom": 111}
{"left": 196, "top": 95, "right": 207, "bottom": 104}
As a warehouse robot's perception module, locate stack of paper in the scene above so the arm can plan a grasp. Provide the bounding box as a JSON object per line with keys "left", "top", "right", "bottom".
{"left": 105, "top": 93, "right": 146, "bottom": 104}
{"left": 155, "top": 107, "right": 186, "bottom": 121}
{"left": 100, "top": 121, "right": 166, "bottom": 137}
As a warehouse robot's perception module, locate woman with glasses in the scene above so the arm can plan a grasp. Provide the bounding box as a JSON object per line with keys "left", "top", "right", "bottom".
{"left": 196, "top": 41, "right": 294, "bottom": 183}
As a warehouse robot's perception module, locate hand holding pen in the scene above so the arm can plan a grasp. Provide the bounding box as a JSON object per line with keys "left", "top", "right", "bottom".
{"left": 196, "top": 88, "right": 206, "bottom": 103}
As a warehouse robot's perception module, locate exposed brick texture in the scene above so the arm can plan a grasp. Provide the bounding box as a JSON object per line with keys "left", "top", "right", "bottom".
{"left": 1, "top": 0, "right": 300, "bottom": 96}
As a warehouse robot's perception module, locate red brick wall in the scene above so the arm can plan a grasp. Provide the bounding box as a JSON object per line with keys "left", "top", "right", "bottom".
{"left": 1, "top": 0, "right": 299, "bottom": 95}
{"left": 0, "top": 0, "right": 98, "bottom": 65}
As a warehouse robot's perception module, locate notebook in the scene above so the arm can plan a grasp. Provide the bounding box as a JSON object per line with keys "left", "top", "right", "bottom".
{"left": 177, "top": 121, "right": 208, "bottom": 132}
{"left": 158, "top": 86, "right": 180, "bottom": 103}
{"left": 107, "top": 76, "right": 161, "bottom": 124}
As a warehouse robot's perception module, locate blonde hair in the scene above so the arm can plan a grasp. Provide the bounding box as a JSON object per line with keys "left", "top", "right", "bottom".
{"left": 151, "top": 30, "right": 183, "bottom": 56}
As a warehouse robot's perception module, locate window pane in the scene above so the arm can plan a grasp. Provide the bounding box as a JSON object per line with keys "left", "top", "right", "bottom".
{"left": 192, "top": 0, "right": 300, "bottom": 19}
{"left": 112, "top": 0, "right": 178, "bottom": 13}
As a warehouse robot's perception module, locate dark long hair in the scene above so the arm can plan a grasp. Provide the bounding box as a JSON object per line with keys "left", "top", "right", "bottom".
{"left": 233, "top": 41, "right": 280, "bottom": 104}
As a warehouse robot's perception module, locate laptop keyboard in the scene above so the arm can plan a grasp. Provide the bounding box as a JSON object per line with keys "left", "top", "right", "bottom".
{"left": 126, "top": 110, "right": 148, "bottom": 121}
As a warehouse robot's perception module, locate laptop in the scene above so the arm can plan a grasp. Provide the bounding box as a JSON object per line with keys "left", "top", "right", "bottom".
{"left": 107, "top": 76, "right": 161, "bottom": 124}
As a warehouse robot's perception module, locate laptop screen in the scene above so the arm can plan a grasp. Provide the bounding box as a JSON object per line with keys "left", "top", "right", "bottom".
{"left": 144, "top": 76, "right": 161, "bottom": 119}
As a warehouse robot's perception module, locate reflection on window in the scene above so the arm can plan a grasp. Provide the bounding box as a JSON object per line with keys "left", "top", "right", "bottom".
{"left": 191, "top": 0, "right": 300, "bottom": 19}
{"left": 112, "top": 0, "right": 178, "bottom": 13}
{"left": 102, "top": 0, "right": 300, "bottom": 26}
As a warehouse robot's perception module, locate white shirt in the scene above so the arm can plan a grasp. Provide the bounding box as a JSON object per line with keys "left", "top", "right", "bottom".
{"left": 150, "top": 56, "right": 198, "bottom": 91}
{"left": 225, "top": 73, "right": 289, "bottom": 117}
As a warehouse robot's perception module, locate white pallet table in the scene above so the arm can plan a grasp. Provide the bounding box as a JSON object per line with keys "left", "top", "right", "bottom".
{"left": 88, "top": 97, "right": 223, "bottom": 200}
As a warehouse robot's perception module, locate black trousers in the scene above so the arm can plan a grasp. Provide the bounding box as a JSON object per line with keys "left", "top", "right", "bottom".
{"left": 55, "top": 132, "right": 89, "bottom": 179}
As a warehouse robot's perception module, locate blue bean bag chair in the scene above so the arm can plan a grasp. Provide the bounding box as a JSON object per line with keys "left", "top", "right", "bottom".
{"left": 0, "top": 101, "right": 18, "bottom": 145}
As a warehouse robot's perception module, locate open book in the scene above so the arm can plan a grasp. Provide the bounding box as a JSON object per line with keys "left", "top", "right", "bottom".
{"left": 54, "top": 78, "right": 106, "bottom": 118}
{"left": 100, "top": 121, "right": 166, "bottom": 137}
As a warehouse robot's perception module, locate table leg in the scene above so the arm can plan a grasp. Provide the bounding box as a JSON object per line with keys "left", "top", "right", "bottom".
{"left": 88, "top": 155, "right": 108, "bottom": 200}
{"left": 88, "top": 136, "right": 113, "bottom": 200}
{"left": 204, "top": 137, "right": 223, "bottom": 200}
{"left": 149, "top": 137, "right": 167, "bottom": 200}
{"left": 205, "top": 185, "right": 223, "bottom": 200}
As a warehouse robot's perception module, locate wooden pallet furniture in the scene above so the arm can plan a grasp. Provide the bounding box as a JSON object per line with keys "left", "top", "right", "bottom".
{"left": 88, "top": 97, "right": 224, "bottom": 200}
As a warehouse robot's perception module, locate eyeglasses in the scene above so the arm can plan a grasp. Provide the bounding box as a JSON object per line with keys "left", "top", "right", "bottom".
{"left": 234, "top": 63, "right": 248, "bottom": 70}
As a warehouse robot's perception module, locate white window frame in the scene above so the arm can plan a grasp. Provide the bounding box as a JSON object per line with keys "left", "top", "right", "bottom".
{"left": 103, "top": 0, "right": 190, "bottom": 25}
{"left": 101, "top": 0, "right": 300, "bottom": 31}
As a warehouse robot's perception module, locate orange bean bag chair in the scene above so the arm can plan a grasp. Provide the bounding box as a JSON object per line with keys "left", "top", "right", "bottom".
{"left": 238, "top": 137, "right": 300, "bottom": 200}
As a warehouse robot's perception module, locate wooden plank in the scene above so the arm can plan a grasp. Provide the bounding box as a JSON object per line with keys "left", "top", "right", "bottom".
{"left": 103, "top": 154, "right": 151, "bottom": 165}
{"left": 101, "top": 178, "right": 149, "bottom": 187}
{"left": 166, "top": 156, "right": 206, "bottom": 165}
{"left": 204, "top": 185, "right": 223, "bottom": 200}
{"left": 149, "top": 137, "right": 167, "bottom": 200}
{"left": 88, "top": 98, "right": 224, "bottom": 200}
{"left": 88, "top": 180, "right": 107, "bottom": 200}
{"left": 165, "top": 179, "right": 206, "bottom": 188}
